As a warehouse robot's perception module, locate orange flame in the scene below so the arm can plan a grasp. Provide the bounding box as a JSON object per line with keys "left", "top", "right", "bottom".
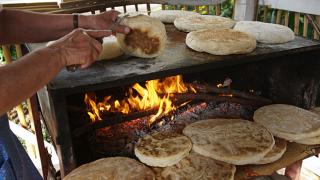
{"left": 84, "top": 75, "right": 195, "bottom": 124}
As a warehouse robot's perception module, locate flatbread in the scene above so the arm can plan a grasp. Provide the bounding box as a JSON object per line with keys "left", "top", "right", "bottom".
{"left": 183, "top": 119, "right": 274, "bottom": 165}
{"left": 150, "top": 10, "right": 199, "bottom": 23}
{"left": 254, "top": 138, "right": 287, "bottom": 164}
{"left": 116, "top": 14, "right": 167, "bottom": 58}
{"left": 254, "top": 104, "right": 320, "bottom": 141}
{"left": 295, "top": 107, "right": 320, "bottom": 145}
{"left": 186, "top": 29, "right": 256, "bottom": 55}
{"left": 63, "top": 157, "right": 155, "bottom": 180}
{"left": 135, "top": 132, "right": 192, "bottom": 167}
{"left": 97, "top": 36, "right": 123, "bottom": 60}
{"left": 233, "top": 21, "right": 295, "bottom": 44}
{"left": 152, "top": 151, "right": 236, "bottom": 180}
{"left": 174, "top": 15, "right": 235, "bottom": 32}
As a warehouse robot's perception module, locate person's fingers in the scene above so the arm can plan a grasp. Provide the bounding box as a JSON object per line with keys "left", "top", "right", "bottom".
{"left": 85, "top": 30, "right": 113, "bottom": 39}
{"left": 90, "top": 38, "right": 103, "bottom": 54}
{"left": 113, "top": 25, "right": 131, "bottom": 34}
{"left": 109, "top": 10, "right": 121, "bottom": 21}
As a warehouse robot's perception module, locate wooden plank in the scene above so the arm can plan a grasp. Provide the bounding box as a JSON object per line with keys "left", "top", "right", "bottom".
{"left": 235, "top": 143, "right": 320, "bottom": 179}
{"left": 234, "top": 0, "right": 259, "bottom": 21}
{"left": 1, "top": 45, "right": 12, "bottom": 64}
{"left": 205, "top": 5, "right": 209, "bottom": 15}
{"left": 263, "top": 6, "right": 268, "bottom": 22}
{"left": 195, "top": 5, "right": 199, "bottom": 13}
{"left": 3, "top": 2, "right": 58, "bottom": 7}
{"left": 276, "top": 9, "right": 282, "bottom": 24}
{"left": 259, "top": 0, "right": 320, "bottom": 16}
{"left": 135, "top": 4, "right": 139, "bottom": 11}
{"left": 215, "top": 4, "right": 221, "bottom": 16}
{"left": 150, "top": 0, "right": 226, "bottom": 6}
{"left": 294, "top": 12, "right": 300, "bottom": 35}
{"left": 314, "top": 16, "right": 320, "bottom": 40}
{"left": 284, "top": 11, "right": 290, "bottom": 26}
{"left": 146, "top": 3, "right": 151, "bottom": 14}
{"left": 303, "top": 15, "right": 309, "bottom": 38}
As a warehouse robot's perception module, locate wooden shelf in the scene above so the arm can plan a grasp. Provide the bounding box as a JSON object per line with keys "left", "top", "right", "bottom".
{"left": 235, "top": 143, "right": 320, "bottom": 179}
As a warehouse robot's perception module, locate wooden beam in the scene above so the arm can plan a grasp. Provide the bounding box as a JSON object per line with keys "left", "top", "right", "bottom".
{"left": 276, "top": 10, "right": 282, "bottom": 24}
{"left": 215, "top": 4, "right": 221, "bottom": 16}
{"left": 303, "top": 15, "right": 309, "bottom": 38}
{"left": 233, "top": 0, "right": 259, "bottom": 21}
{"left": 284, "top": 11, "right": 290, "bottom": 26}
{"left": 314, "top": 16, "right": 320, "bottom": 40}
{"left": 263, "top": 6, "right": 268, "bottom": 22}
{"left": 294, "top": 12, "right": 300, "bottom": 35}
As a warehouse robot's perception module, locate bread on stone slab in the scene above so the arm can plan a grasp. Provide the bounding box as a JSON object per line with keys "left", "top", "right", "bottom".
{"left": 186, "top": 29, "right": 256, "bottom": 55}
{"left": 234, "top": 21, "right": 295, "bottom": 44}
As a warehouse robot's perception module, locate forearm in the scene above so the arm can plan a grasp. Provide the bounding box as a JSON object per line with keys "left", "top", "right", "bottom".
{"left": 0, "top": 47, "right": 63, "bottom": 114}
{"left": 0, "top": 8, "right": 92, "bottom": 44}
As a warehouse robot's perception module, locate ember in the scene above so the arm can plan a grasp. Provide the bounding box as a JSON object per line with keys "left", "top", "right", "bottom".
{"left": 84, "top": 75, "right": 196, "bottom": 124}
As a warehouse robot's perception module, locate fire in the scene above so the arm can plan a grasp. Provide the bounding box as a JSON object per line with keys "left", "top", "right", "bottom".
{"left": 84, "top": 75, "right": 195, "bottom": 124}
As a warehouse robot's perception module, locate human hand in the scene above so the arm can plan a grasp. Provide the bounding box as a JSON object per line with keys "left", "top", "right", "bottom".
{"left": 80, "top": 10, "right": 130, "bottom": 35}
{"left": 47, "top": 28, "right": 112, "bottom": 69}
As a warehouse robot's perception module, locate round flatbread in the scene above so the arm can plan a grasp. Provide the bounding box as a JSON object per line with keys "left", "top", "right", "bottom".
{"left": 135, "top": 132, "right": 192, "bottom": 167}
{"left": 152, "top": 151, "right": 236, "bottom": 180}
{"left": 64, "top": 157, "right": 155, "bottom": 180}
{"left": 254, "top": 104, "right": 320, "bottom": 141}
{"left": 174, "top": 15, "right": 235, "bottom": 32}
{"left": 150, "top": 10, "right": 199, "bottom": 23}
{"left": 183, "top": 119, "right": 274, "bottom": 165}
{"left": 116, "top": 14, "right": 167, "bottom": 58}
{"left": 254, "top": 138, "right": 287, "bottom": 164}
{"left": 233, "top": 21, "right": 295, "bottom": 44}
{"left": 97, "top": 36, "right": 123, "bottom": 60}
{"left": 295, "top": 107, "right": 320, "bottom": 145}
{"left": 186, "top": 29, "right": 256, "bottom": 55}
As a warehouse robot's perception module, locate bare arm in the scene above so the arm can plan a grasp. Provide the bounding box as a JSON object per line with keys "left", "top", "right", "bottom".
{"left": 0, "top": 29, "right": 112, "bottom": 115}
{"left": 0, "top": 8, "right": 130, "bottom": 44}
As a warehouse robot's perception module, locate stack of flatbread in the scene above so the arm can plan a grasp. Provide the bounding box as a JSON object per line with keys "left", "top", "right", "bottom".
{"left": 234, "top": 21, "right": 295, "bottom": 44}
{"left": 182, "top": 119, "right": 277, "bottom": 165}
{"left": 254, "top": 104, "right": 320, "bottom": 145}
{"left": 150, "top": 10, "right": 199, "bottom": 23}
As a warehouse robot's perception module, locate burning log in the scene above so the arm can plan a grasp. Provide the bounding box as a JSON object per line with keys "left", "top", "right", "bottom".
{"left": 171, "top": 93, "right": 271, "bottom": 107}
{"left": 191, "top": 82, "right": 272, "bottom": 105}
{"left": 73, "top": 109, "right": 158, "bottom": 137}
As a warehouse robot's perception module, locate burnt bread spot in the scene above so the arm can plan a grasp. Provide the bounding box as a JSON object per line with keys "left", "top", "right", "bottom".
{"left": 124, "top": 28, "right": 160, "bottom": 55}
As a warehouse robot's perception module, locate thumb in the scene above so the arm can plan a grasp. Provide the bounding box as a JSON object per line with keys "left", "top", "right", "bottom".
{"left": 84, "top": 30, "right": 113, "bottom": 39}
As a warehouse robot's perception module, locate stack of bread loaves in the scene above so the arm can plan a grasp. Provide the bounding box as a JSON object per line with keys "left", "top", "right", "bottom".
{"left": 254, "top": 104, "right": 320, "bottom": 145}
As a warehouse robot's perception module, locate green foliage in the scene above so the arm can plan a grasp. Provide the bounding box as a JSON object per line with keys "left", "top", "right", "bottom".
{"left": 0, "top": 48, "right": 3, "bottom": 62}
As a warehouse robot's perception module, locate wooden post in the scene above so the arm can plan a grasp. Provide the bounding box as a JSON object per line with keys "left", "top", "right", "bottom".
{"left": 263, "top": 6, "right": 268, "bottom": 22}
{"left": 233, "top": 0, "right": 259, "bottom": 21}
{"left": 215, "top": 4, "right": 221, "bottom": 16}
{"left": 276, "top": 10, "right": 282, "bottom": 24}
{"left": 314, "top": 16, "right": 320, "bottom": 40}
{"left": 294, "top": 12, "right": 300, "bottom": 35}
{"left": 195, "top": 5, "right": 199, "bottom": 13}
{"left": 183, "top": 5, "right": 188, "bottom": 11}
{"left": 303, "top": 15, "right": 308, "bottom": 38}
{"left": 284, "top": 11, "right": 290, "bottom": 26}
{"left": 162, "top": 4, "right": 166, "bottom": 10}
{"left": 146, "top": 3, "right": 151, "bottom": 15}
{"left": 205, "top": 5, "right": 209, "bottom": 15}
{"left": 2, "top": 45, "right": 12, "bottom": 64}
{"left": 123, "top": 5, "right": 127, "bottom": 13}
{"left": 135, "top": 4, "right": 139, "bottom": 11}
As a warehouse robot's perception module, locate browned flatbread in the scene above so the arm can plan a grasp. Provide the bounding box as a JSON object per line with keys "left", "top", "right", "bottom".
{"left": 254, "top": 104, "right": 320, "bottom": 141}
{"left": 183, "top": 119, "right": 274, "bottom": 165}
{"left": 63, "top": 157, "right": 155, "bottom": 180}
{"left": 254, "top": 138, "right": 287, "bottom": 164}
{"left": 135, "top": 132, "right": 192, "bottom": 167}
{"left": 152, "top": 151, "right": 236, "bottom": 180}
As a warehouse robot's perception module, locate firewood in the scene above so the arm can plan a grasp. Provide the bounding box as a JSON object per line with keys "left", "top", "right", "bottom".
{"left": 191, "top": 82, "right": 272, "bottom": 105}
